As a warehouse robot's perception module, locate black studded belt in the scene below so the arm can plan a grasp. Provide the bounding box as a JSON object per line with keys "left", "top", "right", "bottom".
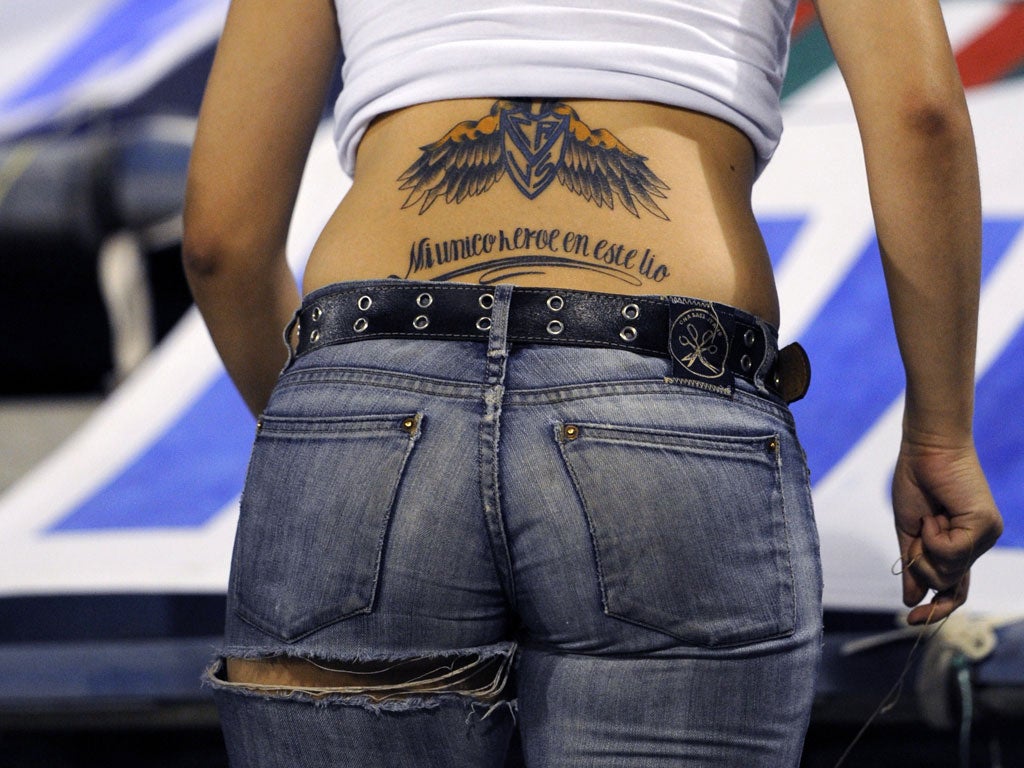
{"left": 290, "top": 282, "right": 810, "bottom": 403}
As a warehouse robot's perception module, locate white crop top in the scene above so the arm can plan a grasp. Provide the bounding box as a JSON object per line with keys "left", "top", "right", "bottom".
{"left": 331, "top": 0, "right": 798, "bottom": 177}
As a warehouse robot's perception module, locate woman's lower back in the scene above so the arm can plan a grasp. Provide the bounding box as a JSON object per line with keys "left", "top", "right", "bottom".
{"left": 303, "top": 98, "right": 781, "bottom": 327}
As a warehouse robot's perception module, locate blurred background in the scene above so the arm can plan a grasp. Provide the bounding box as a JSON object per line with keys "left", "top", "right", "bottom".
{"left": 1, "top": 1, "right": 1022, "bottom": 765}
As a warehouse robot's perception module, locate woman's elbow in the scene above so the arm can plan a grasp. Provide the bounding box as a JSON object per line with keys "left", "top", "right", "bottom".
{"left": 182, "top": 186, "right": 226, "bottom": 279}
{"left": 182, "top": 185, "right": 290, "bottom": 285}
{"left": 181, "top": 243, "right": 237, "bottom": 296}
{"left": 181, "top": 231, "right": 222, "bottom": 283}
{"left": 181, "top": 204, "right": 259, "bottom": 284}
{"left": 897, "top": 87, "right": 972, "bottom": 145}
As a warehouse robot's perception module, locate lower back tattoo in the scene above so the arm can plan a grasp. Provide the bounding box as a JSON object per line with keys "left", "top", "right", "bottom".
{"left": 398, "top": 99, "right": 670, "bottom": 219}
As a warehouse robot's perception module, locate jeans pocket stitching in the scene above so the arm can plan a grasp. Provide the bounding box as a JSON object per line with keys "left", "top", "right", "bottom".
{"left": 555, "top": 421, "right": 796, "bottom": 648}
{"left": 229, "top": 412, "right": 422, "bottom": 643}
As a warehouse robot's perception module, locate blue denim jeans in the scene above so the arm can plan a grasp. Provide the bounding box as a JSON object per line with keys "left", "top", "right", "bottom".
{"left": 208, "top": 282, "right": 823, "bottom": 767}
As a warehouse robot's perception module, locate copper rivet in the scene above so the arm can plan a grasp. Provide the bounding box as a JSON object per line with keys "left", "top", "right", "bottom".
{"left": 402, "top": 417, "right": 417, "bottom": 432}
{"left": 767, "top": 438, "right": 779, "bottom": 452}
{"left": 564, "top": 425, "right": 580, "bottom": 440}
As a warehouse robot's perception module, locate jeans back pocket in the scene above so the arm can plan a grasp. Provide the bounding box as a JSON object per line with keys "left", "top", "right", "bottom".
{"left": 230, "top": 412, "right": 421, "bottom": 642}
{"left": 556, "top": 421, "right": 795, "bottom": 647}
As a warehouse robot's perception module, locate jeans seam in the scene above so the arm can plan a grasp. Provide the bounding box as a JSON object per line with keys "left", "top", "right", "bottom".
{"left": 774, "top": 435, "right": 800, "bottom": 637}
{"left": 479, "top": 285, "right": 518, "bottom": 607}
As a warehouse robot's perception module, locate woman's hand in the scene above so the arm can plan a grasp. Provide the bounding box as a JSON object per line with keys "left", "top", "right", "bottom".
{"left": 892, "top": 434, "right": 1003, "bottom": 625}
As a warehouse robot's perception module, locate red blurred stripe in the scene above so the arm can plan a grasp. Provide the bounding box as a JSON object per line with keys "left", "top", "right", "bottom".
{"left": 956, "top": 5, "right": 1024, "bottom": 88}
{"left": 792, "top": 0, "right": 818, "bottom": 37}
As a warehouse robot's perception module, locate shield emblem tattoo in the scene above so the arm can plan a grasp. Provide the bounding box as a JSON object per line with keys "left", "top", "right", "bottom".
{"left": 502, "top": 101, "right": 569, "bottom": 199}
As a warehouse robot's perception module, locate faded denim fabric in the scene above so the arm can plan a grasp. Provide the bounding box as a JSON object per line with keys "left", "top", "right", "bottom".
{"left": 209, "top": 282, "right": 823, "bottom": 767}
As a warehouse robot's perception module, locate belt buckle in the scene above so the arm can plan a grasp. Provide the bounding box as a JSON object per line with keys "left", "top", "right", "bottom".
{"left": 772, "top": 342, "right": 811, "bottom": 403}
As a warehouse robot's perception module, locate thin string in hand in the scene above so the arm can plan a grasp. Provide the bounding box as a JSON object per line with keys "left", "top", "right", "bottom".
{"left": 891, "top": 553, "right": 921, "bottom": 576}
{"left": 831, "top": 600, "right": 944, "bottom": 768}
{"left": 832, "top": 545, "right": 972, "bottom": 768}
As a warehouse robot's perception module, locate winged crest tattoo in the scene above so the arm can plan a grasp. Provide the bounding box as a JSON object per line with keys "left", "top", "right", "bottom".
{"left": 398, "top": 99, "right": 670, "bottom": 219}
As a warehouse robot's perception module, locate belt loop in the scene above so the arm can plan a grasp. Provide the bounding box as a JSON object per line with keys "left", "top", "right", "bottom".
{"left": 753, "top": 318, "right": 778, "bottom": 392}
{"left": 484, "top": 284, "right": 513, "bottom": 384}
{"left": 488, "top": 285, "right": 513, "bottom": 354}
{"left": 281, "top": 307, "right": 301, "bottom": 371}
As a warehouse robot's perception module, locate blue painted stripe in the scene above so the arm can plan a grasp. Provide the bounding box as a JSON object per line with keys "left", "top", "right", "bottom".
{"left": 796, "top": 218, "right": 1023, "bottom": 484}
{"left": 758, "top": 215, "right": 807, "bottom": 269}
{"left": 1, "top": 0, "right": 214, "bottom": 111}
{"left": 976, "top": 323, "right": 1024, "bottom": 548}
{"left": 50, "top": 373, "right": 253, "bottom": 531}
{"left": 791, "top": 236, "right": 901, "bottom": 480}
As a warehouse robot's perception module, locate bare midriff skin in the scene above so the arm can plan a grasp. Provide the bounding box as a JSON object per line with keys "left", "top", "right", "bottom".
{"left": 302, "top": 98, "right": 781, "bottom": 327}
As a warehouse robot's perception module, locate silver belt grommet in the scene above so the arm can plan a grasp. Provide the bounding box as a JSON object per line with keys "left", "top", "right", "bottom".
{"left": 479, "top": 293, "right": 494, "bottom": 309}
{"left": 743, "top": 328, "right": 757, "bottom": 348}
{"left": 416, "top": 292, "right": 433, "bottom": 308}
{"left": 546, "top": 295, "right": 564, "bottom": 312}
{"left": 476, "top": 317, "right": 492, "bottom": 331}
{"left": 413, "top": 314, "right": 430, "bottom": 330}
{"left": 309, "top": 329, "right": 321, "bottom": 344}
{"left": 619, "top": 326, "right": 638, "bottom": 342}
{"left": 310, "top": 305, "right": 323, "bottom": 322}
{"left": 740, "top": 354, "right": 753, "bottom": 373}
{"left": 353, "top": 317, "right": 369, "bottom": 333}
{"left": 357, "top": 295, "right": 373, "bottom": 311}
{"left": 621, "top": 303, "right": 640, "bottom": 320}
{"left": 547, "top": 319, "right": 564, "bottom": 336}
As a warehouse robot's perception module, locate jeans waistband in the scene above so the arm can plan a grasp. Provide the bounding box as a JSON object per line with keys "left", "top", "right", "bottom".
{"left": 289, "top": 281, "right": 809, "bottom": 402}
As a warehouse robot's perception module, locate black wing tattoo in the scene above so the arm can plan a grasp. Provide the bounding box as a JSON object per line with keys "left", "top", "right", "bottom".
{"left": 555, "top": 104, "right": 670, "bottom": 220}
{"left": 397, "top": 100, "right": 510, "bottom": 214}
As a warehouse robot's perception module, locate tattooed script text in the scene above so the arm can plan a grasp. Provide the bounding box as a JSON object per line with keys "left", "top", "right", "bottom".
{"left": 403, "top": 227, "right": 671, "bottom": 286}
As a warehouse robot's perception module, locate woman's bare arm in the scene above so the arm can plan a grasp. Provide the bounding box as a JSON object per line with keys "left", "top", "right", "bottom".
{"left": 813, "top": 0, "right": 1002, "bottom": 623}
{"left": 183, "top": 0, "right": 340, "bottom": 415}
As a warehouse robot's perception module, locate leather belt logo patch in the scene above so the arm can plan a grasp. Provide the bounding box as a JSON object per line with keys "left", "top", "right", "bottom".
{"left": 670, "top": 306, "right": 729, "bottom": 381}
